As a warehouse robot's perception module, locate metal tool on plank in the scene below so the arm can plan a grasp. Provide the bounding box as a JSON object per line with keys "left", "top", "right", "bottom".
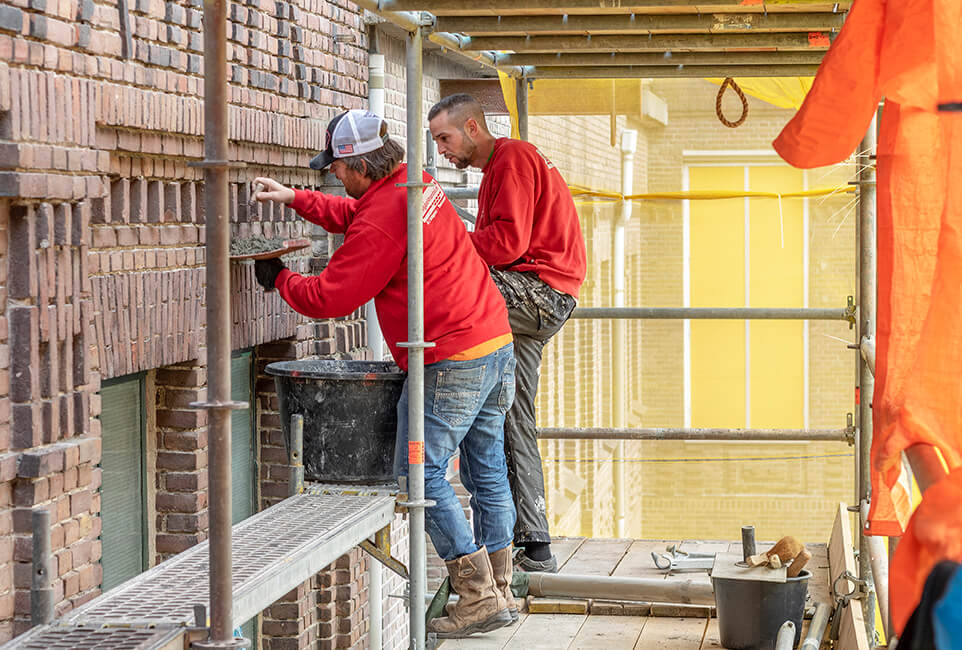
{"left": 651, "top": 545, "right": 715, "bottom": 572}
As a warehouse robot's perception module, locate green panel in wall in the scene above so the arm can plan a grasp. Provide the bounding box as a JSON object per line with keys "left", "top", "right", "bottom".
{"left": 100, "top": 376, "right": 147, "bottom": 592}
{"left": 231, "top": 352, "right": 255, "bottom": 524}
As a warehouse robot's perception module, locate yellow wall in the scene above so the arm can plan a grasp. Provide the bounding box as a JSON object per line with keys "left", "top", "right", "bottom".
{"left": 520, "top": 78, "right": 857, "bottom": 544}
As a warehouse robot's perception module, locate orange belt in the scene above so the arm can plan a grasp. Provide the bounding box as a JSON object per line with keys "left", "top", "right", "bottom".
{"left": 446, "top": 333, "right": 513, "bottom": 361}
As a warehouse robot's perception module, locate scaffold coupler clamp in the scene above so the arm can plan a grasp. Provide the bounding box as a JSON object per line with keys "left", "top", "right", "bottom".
{"left": 845, "top": 413, "right": 856, "bottom": 446}
{"left": 190, "top": 605, "right": 250, "bottom": 649}
{"left": 845, "top": 295, "right": 857, "bottom": 329}
{"left": 828, "top": 570, "right": 869, "bottom": 641}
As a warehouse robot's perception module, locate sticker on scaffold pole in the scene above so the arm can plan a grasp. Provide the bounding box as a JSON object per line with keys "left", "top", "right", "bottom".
{"left": 408, "top": 440, "right": 424, "bottom": 465}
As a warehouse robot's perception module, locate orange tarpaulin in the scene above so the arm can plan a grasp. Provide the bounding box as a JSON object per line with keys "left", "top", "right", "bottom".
{"left": 773, "top": 0, "right": 962, "bottom": 635}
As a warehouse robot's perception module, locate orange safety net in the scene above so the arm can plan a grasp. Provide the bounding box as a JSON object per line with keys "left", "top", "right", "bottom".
{"left": 890, "top": 468, "right": 962, "bottom": 633}
{"left": 773, "top": 0, "right": 962, "bottom": 634}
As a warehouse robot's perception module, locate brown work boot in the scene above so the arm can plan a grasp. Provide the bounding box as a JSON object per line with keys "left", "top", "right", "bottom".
{"left": 427, "top": 547, "right": 512, "bottom": 638}
{"left": 488, "top": 545, "right": 519, "bottom": 623}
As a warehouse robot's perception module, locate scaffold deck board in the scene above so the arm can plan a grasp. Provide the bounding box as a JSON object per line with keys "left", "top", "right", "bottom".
{"left": 61, "top": 492, "right": 395, "bottom": 628}
{"left": 0, "top": 625, "right": 185, "bottom": 650}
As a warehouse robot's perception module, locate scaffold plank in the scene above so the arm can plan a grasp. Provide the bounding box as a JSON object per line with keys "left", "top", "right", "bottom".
{"left": 0, "top": 625, "right": 184, "bottom": 649}
{"left": 61, "top": 493, "right": 395, "bottom": 628}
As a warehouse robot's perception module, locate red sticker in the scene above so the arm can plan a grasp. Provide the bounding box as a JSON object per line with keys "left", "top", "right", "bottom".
{"left": 408, "top": 440, "right": 425, "bottom": 465}
{"left": 808, "top": 32, "right": 830, "bottom": 47}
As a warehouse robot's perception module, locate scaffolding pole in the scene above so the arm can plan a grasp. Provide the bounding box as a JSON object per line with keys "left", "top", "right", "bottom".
{"left": 402, "top": 19, "right": 429, "bottom": 650}
{"left": 190, "top": 0, "right": 248, "bottom": 646}
{"left": 612, "top": 130, "right": 636, "bottom": 539}
{"left": 538, "top": 427, "right": 852, "bottom": 442}
{"left": 571, "top": 306, "right": 853, "bottom": 321}
{"left": 856, "top": 118, "right": 877, "bottom": 645}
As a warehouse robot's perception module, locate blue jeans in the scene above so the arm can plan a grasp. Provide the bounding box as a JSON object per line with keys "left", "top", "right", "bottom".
{"left": 394, "top": 344, "right": 517, "bottom": 561}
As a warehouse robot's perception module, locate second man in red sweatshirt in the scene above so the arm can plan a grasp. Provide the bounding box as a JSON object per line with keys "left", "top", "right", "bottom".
{"left": 429, "top": 94, "right": 587, "bottom": 573}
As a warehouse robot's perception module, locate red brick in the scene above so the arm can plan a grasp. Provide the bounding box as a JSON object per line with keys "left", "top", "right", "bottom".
{"left": 155, "top": 533, "right": 199, "bottom": 554}
{"left": 76, "top": 563, "right": 96, "bottom": 591}
{"left": 129, "top": 178, "right": 147, "bottom": 222}
{"left": 9, "top": 306, "right": 37, "bottom": 403}
{"left": 11, "top": 403, "right": 40, "bottom": 449}
{"left": 156, "top": 450, "right": 202, "bottom": 471}
{"left": 115, "top": 225, "right": 137, "bottom": 246}
{"left": 91, "top": 226, "right": 116, "bottom": 248}
{"left": 13, "top": 478, "right": 50, "bottom": 507}
{"left": 69, "top": 488, "right": 91, "bottom": 516}
{"left": 73, "top": 437, "right": 98, "bottom": 466}
{"left": 156, "top": 491, "right": 204, "bottom": 512}
{"left": 164, "top": 512, "right": 205, "bottom": 532}
{"left": 63, "top": 570, "right": 79, "bottom": 597}
{"left": 156, "top": 408, "right": 206, "bottom": 429}
{"left": 163, "top": 470, "right": 203, "bottom": 491}
{"left": 71, "top": 200, "right": 89, "bottom": 246}
{"left": 17, "top": 445, "right": 65, "bottom": 477}
{"left": 8, "top": 205, "right": 35, "bottom": 300}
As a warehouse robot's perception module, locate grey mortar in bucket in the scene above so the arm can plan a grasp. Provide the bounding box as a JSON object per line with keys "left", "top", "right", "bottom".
{"left": 712, "top": 569, "right": 810, "bottom": 650}
{"left": 266, "top": 359, "right": 405, "bottom": 485}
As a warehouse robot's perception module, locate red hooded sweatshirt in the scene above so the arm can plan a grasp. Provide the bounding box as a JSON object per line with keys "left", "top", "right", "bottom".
{"left": 274, "top": 165, "right": 511, "bottom": 371}
{"left": 473, "top": 138, "right": 587, "bottom": 299}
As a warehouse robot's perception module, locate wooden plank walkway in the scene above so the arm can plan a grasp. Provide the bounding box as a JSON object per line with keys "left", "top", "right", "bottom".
{"left": 445, "top": 536, "right": 832, "bottom": 649}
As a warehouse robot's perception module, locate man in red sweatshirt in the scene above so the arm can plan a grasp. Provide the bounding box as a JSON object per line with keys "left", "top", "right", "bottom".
{"left": 428, "top": 95, "right": 587, "bottom": 573}
{"left": 251, "top": 109, "right": 519, "bottom": 637}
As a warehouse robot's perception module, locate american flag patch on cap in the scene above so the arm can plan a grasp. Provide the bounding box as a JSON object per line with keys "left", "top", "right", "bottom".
{"left": 337, "top": 144, "right": 354, "bottom": 154}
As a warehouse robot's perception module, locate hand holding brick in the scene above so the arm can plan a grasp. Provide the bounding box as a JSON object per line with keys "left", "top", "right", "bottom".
{"left": 251, "top": 177, "right": 294, "bottom": 206}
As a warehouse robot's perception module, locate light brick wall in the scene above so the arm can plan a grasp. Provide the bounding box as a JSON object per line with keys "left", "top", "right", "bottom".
{"left": 512, "top": 78, "right": 857, "bottom": 542}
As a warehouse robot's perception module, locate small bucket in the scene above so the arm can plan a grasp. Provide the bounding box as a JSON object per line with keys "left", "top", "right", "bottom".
{"left": 712, "top": 570, "right": 810, "bottom": 649}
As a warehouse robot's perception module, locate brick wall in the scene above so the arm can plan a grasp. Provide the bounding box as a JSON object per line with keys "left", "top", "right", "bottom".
{"left": 515, "top": 78, "right": 857, "bottom": 542}
{"left": 154, "top": 359, "right": 208, "bottom": 561}
{"left": 0, "top": 0, "right": 514, "bottom": 643}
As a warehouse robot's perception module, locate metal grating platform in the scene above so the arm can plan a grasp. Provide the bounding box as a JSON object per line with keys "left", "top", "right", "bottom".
{"left": 3, "top": 625, "right": 184, "bottom": 649}
{"left": 304, "top": 482, "right": 400, "bottom": 497}
{"left": 62, "top": 492, "right": 395, "bottom": 628}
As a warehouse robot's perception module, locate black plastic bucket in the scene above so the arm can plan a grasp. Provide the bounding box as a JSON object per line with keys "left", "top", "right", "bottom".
{"left": 712, "top": 570, "right": 810, "bottom": 650}
{"left": 266, "top": 359, "right": 405, "bottom": 484}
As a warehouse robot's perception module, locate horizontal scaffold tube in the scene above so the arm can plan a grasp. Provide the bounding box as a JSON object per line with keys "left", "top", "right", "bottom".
{"left": 527, "top": 573, "right": 715, "bottom": 605}
{"left": 350, "top": 0, "right": 524, "bottom": 78}
{"left": 538, "top": 427, "right": 852, "bottom": 442}
{"left": 572, "top": 307, "right": 852, "bottom": 321}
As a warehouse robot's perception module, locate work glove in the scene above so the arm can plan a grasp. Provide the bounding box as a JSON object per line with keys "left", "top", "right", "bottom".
{"left": 254, "top": 258, "right": 285, "bottom": 291}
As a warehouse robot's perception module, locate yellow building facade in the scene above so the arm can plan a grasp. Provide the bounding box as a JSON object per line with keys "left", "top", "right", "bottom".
{"left": 522, "top": 78, "right": 857, "bottom": 544}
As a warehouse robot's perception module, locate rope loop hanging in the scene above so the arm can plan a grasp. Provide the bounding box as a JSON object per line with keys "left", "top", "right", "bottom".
{"left": 716, "top": 77, "right": 749, "bottom": 128}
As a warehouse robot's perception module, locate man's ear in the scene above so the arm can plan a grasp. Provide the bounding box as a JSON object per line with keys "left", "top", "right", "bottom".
{"left": 464, "top": 117, "right": 479, "bottom": 137}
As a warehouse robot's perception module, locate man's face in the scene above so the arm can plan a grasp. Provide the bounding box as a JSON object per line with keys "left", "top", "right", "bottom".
{"left": 330, "top": 160, "right": 369, "bottom": 199}
{"left": 429, "top": 111, "right": 477, "bottom": 170}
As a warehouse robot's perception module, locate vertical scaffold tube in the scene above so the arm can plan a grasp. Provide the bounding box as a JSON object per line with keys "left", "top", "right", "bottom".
{"left": 202, "top": 0, "right": 235, "bottom": 643}
{"left": 856, "top": 117, "right": 877, "bottom": 644}
{"left": 613, "top": 130, "right": 636, "bottom": 538}
{"left": 405, "top": 21, "right": 427, "bottom": 650}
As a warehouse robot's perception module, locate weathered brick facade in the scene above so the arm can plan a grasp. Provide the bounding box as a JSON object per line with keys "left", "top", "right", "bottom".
{"left": 0, "top": 0, "right": 497, "bottom": 641}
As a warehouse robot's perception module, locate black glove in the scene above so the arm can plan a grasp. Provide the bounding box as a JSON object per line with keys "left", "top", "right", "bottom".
{"left": 254, "top": 258, "right": 285, "bottom": 291}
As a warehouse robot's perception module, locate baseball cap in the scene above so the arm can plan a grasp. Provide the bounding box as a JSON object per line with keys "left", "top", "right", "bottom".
{"left": 309, "top": 109, "right": 389, "bottom": 170}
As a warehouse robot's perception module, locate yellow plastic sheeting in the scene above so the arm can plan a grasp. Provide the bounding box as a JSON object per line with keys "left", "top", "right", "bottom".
{"left": 706, "top": 77, "right": 815, "bottom": 110}
{"left": 497, "top": 71, "right": 520, "bottom": 139}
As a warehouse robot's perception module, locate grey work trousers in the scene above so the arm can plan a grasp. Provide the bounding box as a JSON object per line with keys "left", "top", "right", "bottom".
{"left": 494, "top": 274, "right": 576, "bottom": 545}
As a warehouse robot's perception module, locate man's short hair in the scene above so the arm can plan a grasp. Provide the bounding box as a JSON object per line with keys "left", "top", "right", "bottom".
{"left": 428, "top": 94, "right": 488, "bottom": 131}
{"left": 340, "top": 137, "right": 405, "bottom": 181}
